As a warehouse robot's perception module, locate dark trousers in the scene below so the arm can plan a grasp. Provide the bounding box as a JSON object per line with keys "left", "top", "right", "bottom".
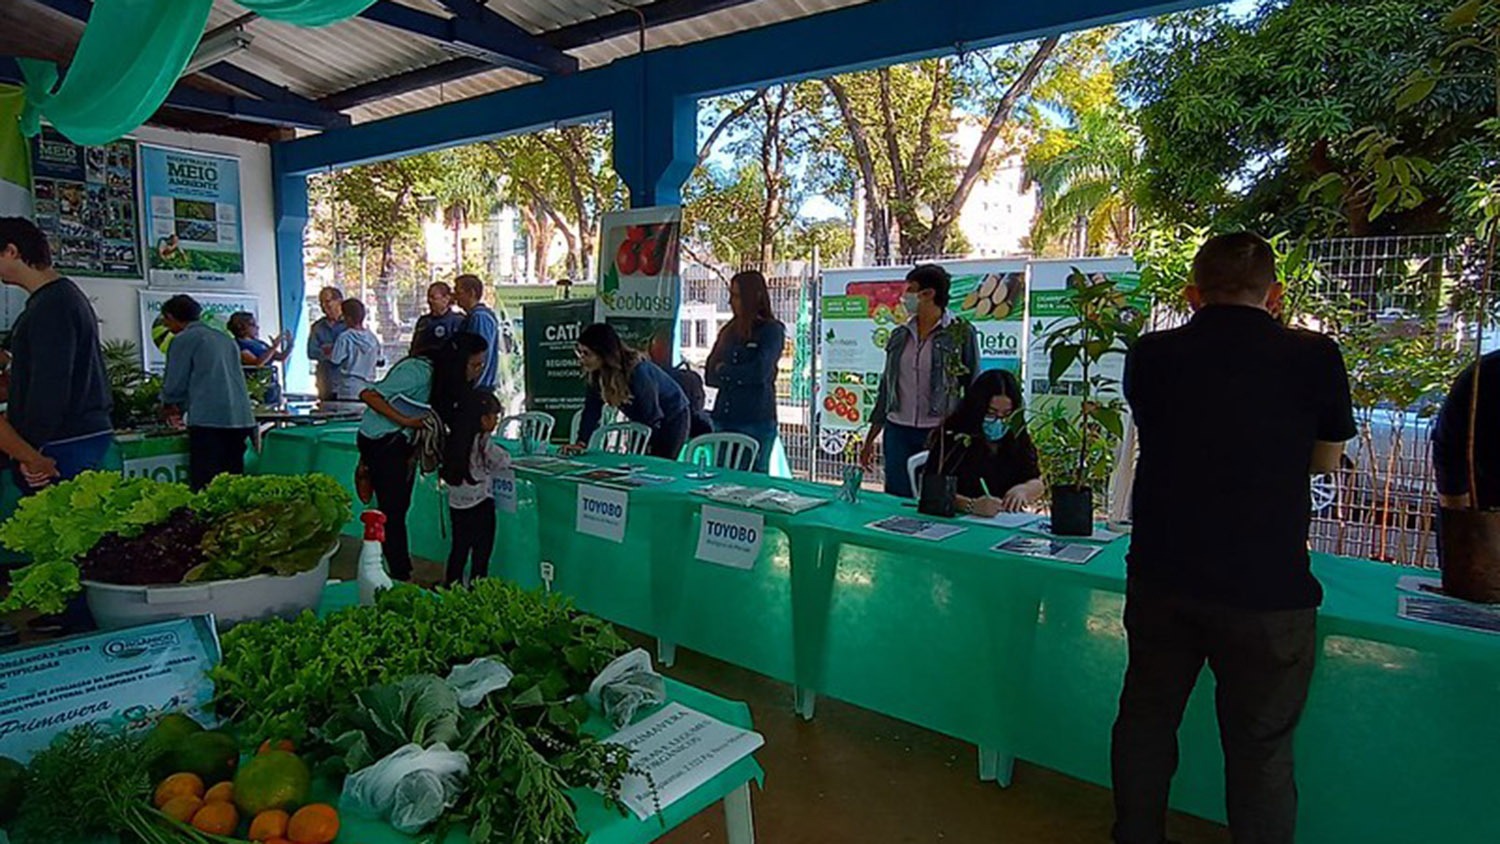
{"left": 881, "top": 421, "right": 933, "bottom": 498}
{"left": 649, "top": 410, "right": 691, "bottom": 460}
{"left": 1112, "top": 581, "right": 1317, "bottom": 844}
{"left": 358, "top": 432, "right": 417, "bottom": 581}
{"left": 446, "top": 503, "right": 496, "bottom": 585}
{"left": 187, "top": 426, "right": 251, "bottom": 491}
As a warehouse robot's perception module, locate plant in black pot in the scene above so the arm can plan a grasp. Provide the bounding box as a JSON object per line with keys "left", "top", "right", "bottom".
{"left": 1039, "top": 268, "right": 1143, "bottom": 536}
{"left": 917, "top": 320, "right": 978, "bottom": 518}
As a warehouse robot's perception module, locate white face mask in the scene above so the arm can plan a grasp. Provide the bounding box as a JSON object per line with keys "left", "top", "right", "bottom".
{"left": 902, "top": 293, "right": 921, "bottom": 314}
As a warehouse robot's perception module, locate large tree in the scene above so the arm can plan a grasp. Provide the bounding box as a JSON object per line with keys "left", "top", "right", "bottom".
{"left": 1129, "top": 0, "right": 1498, "bottom": 236}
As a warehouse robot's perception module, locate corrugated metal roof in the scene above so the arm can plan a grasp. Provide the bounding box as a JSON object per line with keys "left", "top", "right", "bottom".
{"left": 195, "top": 0, "right": 867, "bottom": 125}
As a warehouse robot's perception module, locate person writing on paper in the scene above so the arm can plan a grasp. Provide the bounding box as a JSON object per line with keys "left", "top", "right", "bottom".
{"left": 859, "top": 264, "right": 980, "bottom": 497}
{"left": 706, "top": 270, "right": 786, "bottom": 473}
{"left": 924, "top": 369, "right": 1042, "bottom": 516}
{"left": 564, "top": 323, "right": 691, "bottom": 459}
{"left": 357, "top": 333, "right": 488, "bottom": 581}
{"left": 1111, "top": 233, "right": 1355, "bottom": 844}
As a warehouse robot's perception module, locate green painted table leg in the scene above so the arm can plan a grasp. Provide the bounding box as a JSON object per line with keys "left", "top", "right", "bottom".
{"left": 790, "top": 529, "right": 835, "bottom": 720}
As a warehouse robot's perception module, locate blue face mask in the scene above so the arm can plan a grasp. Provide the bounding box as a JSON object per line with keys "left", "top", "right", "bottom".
{"left": 983, "top": 417, "right": 1008, "bottom": 442}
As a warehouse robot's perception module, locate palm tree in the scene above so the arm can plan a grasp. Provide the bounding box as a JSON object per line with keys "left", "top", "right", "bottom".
{"left": 431, "top": 147, "right": 500, "bottom": 274}
{"left": 1023, "top": 103, "right": 1142, "bottom": 256}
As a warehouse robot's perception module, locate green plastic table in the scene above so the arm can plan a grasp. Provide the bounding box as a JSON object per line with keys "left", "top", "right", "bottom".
{"left": 262, "top": 429, "right": 1500, "bottom": 844}
{"left": 315, "top": 582, "right": 763, "bottom": 844}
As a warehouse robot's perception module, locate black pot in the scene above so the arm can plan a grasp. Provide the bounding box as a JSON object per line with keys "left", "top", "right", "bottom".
{"left": 1050, "top": 485, "right": 1094, "bottom": 537}
{"left": 1439, "top": 506, "right": 1500, "bottom": 603}
{"left": 918, "top": 474, "right": 958, "bottom": 518}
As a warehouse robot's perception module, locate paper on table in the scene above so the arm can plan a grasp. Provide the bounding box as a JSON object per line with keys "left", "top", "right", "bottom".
{"left": 993, "top": 535, "right": 1101, "bottom": 565}
{"left": 604, "top": 702, "right": 765, "bottom": 820}
{"left": 1397, "top": 594, "right": 1500, "bottom": 636}
{"left": 1024, "top": 521, "right": 1124, "bottom": 543}
{"left": 866, "top": 515, "right": 967, "bottom": 542}
{"left": 1396, "top": 575, "right": 1445, "bottom": 596}
{"left": 960, "top": 512, "right": 1043, "bottom": 530}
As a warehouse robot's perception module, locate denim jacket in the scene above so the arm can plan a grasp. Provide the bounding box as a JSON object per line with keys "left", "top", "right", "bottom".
{"left": 870, "top": 311, "right": 979, "bottom": 428}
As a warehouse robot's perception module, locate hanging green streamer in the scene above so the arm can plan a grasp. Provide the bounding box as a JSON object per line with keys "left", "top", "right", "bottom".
{"left": 238, "top": 0, "right": 380, "bottom": 28}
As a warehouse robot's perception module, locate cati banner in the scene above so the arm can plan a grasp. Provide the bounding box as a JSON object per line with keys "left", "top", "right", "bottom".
{"left": 142, "top": 145, "right": 245, "bottom": 289}
{"left": 596, "top": 206, "right": 681, "bottom": 366}
{"left": 522, "top": 298, "right": 597, "bottom": 442}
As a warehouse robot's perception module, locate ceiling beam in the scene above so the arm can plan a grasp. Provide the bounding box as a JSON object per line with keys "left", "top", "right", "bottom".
{"left": 357, "top": 0, "right": 577, "bottom": 77}
{"left": 322, "top": 0, "right": 760, "bottom": 111}
{"left": 0, "top": 57, "right": 347, "bottom": 131}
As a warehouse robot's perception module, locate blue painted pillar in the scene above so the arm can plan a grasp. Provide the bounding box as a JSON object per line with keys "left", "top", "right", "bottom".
{"left": 271, "top": 162, "right": 311, "bottom": 394}
{"left": 611, "top": 73, "right": 697, "bottom": 208}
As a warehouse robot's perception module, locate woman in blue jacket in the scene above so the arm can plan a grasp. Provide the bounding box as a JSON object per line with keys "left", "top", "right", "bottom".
{"left": 706, "top": 270, "right": 785, "bottom": 472}
{"left": 567, "top": 323, "right": 691, "bottom": 459}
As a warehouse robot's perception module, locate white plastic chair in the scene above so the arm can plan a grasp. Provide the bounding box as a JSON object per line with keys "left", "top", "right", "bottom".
{"left": 499, "top": 412, "right": 556, "bottom": 444}
{"left": 682, "top": 433, "right": 760, "bottom": 472}
{"left": 908, "top": 450, "right": 930, "bottom": 498}
{"left": 569, "top": 405, "right": 619, "bottom": 444}
{"left": 589, "top": 421, "right": 652, "bottom": 455}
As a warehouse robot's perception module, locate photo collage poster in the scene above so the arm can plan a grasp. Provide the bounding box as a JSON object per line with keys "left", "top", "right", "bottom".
{"left": 29, "top": 127, "right": 142, "bottom": 279}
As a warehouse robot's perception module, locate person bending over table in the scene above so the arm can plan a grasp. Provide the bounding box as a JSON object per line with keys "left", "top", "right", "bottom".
{"left": 564, "top": 323, "right": 691, "bottom": 460}
{"left": 356, "top": 333, "right": 487, "bottom": 581}
{"left": 706, "top": 270, "right": 786, "bottom": 473}
{"left": 924, "top": 368, "right": 1042, "bottom": 515}
{"left": 159, "top": 295, "right": 256, "bottom": 491}
{"left": 859, "top": 264, "right": 980, "bottom": 497}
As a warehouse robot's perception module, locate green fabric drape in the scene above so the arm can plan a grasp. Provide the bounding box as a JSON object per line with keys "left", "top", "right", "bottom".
{"left": 238, "top": 0, "right": 379, "bottom": 28}
{"left": 22, "top": 0, "right": 380, "bottom": 146}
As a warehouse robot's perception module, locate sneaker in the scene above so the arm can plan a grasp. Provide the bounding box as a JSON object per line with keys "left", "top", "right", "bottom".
{"left": 355, "top": 460, "right": 374, "bottom": 505}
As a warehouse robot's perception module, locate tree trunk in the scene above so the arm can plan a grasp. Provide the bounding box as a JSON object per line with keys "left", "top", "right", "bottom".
{"left": 375, "top": 237, "right": 400, "bottom": 341}
{"left": 824, "top": 77, "right": 892, "bottom": 263}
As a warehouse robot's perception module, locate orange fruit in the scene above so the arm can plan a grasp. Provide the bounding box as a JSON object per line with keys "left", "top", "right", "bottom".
{"left": 258, "top": 739, "right": 295, "bottom": 755}
{"left": 191, "top": 801, "right": 239, "bottom": 836}
{"left": 248, "top": 809, "right": 291, "bottom": 841}
{"left": 265, "top": 839, "right": 294, "bottom": 844}
{"left": 154, "top": 772, "right": 205, "bottom": 808}
{"left": 204, "top": 781, "right": 235, "bottom": 804}
{"left": 159, "top": 794, "right": 204, "bottom": 823}
{"left": 287, "top": 803, "right": 339, "bottom": 844}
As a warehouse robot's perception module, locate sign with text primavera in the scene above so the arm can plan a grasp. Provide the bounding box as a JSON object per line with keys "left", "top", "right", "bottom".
{"left": 142, "top": 145, "right": 245, "bottom": 289}
{"left": 597, "top": 206, "right": 681, "bottom": 366}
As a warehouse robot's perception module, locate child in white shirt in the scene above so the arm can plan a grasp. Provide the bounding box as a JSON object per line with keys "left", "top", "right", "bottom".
{"left": 442, "top": 389, "right": 510, "bottom": 585}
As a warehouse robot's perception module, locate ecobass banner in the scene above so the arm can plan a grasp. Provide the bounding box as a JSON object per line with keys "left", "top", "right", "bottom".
{"left": 817, "top": 259, "right": 1027, "bottom": 456}
{"left": 522, "top": 298, "right": 597, "bottom": 441}
{"left": 142, "top": 145, "right": 245, "bottom": 289}
{"left": 597, "top": 206, "right": 680, "bottom": 366}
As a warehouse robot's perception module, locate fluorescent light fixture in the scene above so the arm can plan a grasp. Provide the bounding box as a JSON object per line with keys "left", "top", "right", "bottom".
{"left": 183, "top": 26, "right": 254, "bottom": 76}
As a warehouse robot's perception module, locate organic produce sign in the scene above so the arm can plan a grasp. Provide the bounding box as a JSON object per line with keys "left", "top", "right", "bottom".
{"left": 141, "top": 145, "right": 245, "bottom": 289}
{"left": 139, "top": 289, "right": 259, "bottom": 371}
{"left": 0, "top": 615, "right": 220, "bottom": 763}
{"left": 1026, "top": 257, "right": 1144, "bottom": 407}
{"left": 30, "top": 126, "right": 142, "bottom": 279}
{"left": 816, "top": 260, "right": 1027, "bottom": 455}
{"left": 522, "top": 298, "right": 597, "bottom": 441}
{"left": 597, "top": 206, "right": 681, "bottom": 366}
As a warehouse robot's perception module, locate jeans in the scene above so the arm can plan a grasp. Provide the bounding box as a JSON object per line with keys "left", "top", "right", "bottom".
{"left": 187, "top": 427, "right": 252, "bottom": 491}
{"left": 447, "top": 503, "right": 496, "bottom": 585}
{"left": 358, "top": 432, "right": 417, "bottom": 581}
{"left": 649, "top": 410, "right": 691, "bottom": 460}
{"left": 881, "top": 421, "right": 933, "bottom": 498}
{"left": 13, "top": 431, "right": 114, "bottom": 494}
{"left": 715, "top": 418, "right": 778, "bottom": 473}
{"left": 1111, "top": 580, "right": 1317, "bottom": 844}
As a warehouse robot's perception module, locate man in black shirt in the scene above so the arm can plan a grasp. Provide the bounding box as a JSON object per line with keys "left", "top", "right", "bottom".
{"left": 0, "top": 218, "right": 113, "bottom": 491}
{"left": 1113, "top": 233, "right": 1356, "bottom": 844}
{"left": 1432, "top": 350, "right": 1500, "bottom": 509}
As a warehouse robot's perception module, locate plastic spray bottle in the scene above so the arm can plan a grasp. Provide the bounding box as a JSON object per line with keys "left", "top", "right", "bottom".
{"left": 358, "top": 510, "right": 394, "bottom": 605}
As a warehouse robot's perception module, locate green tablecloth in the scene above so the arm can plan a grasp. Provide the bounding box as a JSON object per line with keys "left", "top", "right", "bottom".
{"left": 315, "top": 582, "right": 764, "bottom": 844}
{"left": 263, "top": 429, "right": 1500, "bottom": 844}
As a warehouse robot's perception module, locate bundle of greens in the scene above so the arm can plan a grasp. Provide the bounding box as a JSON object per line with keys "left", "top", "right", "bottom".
{"left": 213, "top": 581, "right": 633, "bottom": 844}
{"left": 195, "top": 501, "right": 341, "bottom": 581}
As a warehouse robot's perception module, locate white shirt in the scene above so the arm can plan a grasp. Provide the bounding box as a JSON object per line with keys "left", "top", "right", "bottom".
{"left": 448, "top": 437, "right": 512, "bottom": 510}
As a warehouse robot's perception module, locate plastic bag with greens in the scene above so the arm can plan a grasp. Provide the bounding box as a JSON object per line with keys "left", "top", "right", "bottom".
{"left": 586, "top": 648, "right": 665, "bottom": 729}
{"left": 445, "top": 657, "right": 514, "bottom": 708}
{"left": 342, "top": 743, "right": 469, "bottom": 834}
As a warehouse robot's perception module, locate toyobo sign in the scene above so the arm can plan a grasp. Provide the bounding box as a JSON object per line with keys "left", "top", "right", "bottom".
{"left": 695, "top": 505, "right": 764, "bottom": 570}
{"left": 576, "top": 484, "right": 629, "bottom": 543}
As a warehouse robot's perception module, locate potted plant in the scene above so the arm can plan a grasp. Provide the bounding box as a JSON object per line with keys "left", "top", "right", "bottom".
{"left": 917, "top": 320, "right": 978, "bottom": 518}
{"left": 1040, "top": 268, "right": 1144, "bottom": 535}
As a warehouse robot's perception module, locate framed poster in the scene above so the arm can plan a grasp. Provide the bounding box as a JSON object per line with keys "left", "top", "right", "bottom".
{"left": 30, "top": 127, "right": 142, "bottom": 279}
{"left": 139, "top": 289, "right": 258, "bottom": 371}
{"left": 597, "top": 206, "right": 680, "bottom": 365}
{"left": 141, "top": 145, "right": 244, "bottom": 289}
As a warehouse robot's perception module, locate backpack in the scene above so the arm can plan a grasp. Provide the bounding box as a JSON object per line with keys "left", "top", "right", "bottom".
{"left": 668, "top": 361, "right": 716, "bottom": 438}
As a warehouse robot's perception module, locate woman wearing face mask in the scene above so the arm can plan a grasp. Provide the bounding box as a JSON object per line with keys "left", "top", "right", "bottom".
{"left": 564, "top": 323, "right": 691, "bottom": 459}
{"left": 924, "top": 368, "right": 1042, "bottom": 516}
{"left": 860, "top": 264, "right": 980, "bottom": 497}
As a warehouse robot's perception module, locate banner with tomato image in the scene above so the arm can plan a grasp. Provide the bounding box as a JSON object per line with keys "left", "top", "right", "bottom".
{"left": 816, "top": 260, "right": 1029, "bottom": 457}
{"left": 597, "top": 206, "right": 681, "bottom": 366}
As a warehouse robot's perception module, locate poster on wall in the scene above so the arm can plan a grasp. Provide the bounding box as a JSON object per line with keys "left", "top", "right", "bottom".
{"left": 139, "top": 289, "right": 258, "bottom": 371}
{"left": 29, "top": 127, "right": 142, "bottom": 280}
{"left": 816, "top": 260, "right": 1028, "bottom": 457}
{"left": 597, "top": 206, "right": 680, "bottom": 366}
{"left": 141, "top": 145, "right": 245, "bottom": 289}
{"left": 1026, "top": 257, "right": 1144, "bottom": 408}
{"left": 522, "top": 298, "right": 597, "bottom": 441}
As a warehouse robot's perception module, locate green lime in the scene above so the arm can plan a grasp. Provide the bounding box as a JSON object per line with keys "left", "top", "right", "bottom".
{"left": 233, "top": 750, "right": 311, "bottom": 816}
{"left": 170, "top": 730, "right": 240, "bottom": 785}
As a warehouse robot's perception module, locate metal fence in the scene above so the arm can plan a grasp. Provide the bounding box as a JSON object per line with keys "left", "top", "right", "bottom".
{"left": 676, "top": 235, "right": 1484, "bottom": 568}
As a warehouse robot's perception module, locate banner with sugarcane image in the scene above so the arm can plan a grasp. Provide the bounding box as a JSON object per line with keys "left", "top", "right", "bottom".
{"left": 597, "top": 206, "right": 681, "bottom": 365}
